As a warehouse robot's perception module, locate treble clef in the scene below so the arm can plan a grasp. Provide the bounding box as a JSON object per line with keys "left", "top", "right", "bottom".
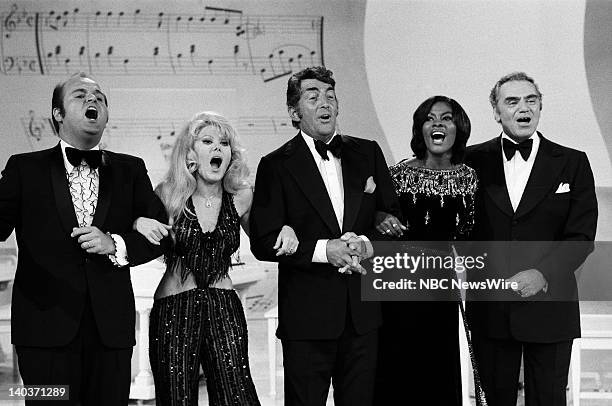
{"left": 3, "top": 4, "right": 19, "bottom": 38}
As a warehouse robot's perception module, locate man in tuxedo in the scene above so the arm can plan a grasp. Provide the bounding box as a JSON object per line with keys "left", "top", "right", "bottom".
{"left": 0, "top": 72, "right": 168, "bottom": 405}
{"left": 466, "top": 72, "right": 598, "bottom": 406}
{"left": 250, "top": 66, "right": 399, "bottom": 406}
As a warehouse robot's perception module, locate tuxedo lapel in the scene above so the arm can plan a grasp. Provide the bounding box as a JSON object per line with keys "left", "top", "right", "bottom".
{"left": 482, "top": 137, "right": 514, "bottom": 217}
{"left": 341, "top": 136, "right": 365, "bottom": 233}
{"left": 92, "top": 152, "right": 112, "bottom": 228}
{"left": 50, "top": 144, "right": 79, "bottom": 233}
{"left": 514, "top": 135, "right": 565, "bottom": 219}
{"left": 284, "top": 134, "right": 341, "bottom": 235}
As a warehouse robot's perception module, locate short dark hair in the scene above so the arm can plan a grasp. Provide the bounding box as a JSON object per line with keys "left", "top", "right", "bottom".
{"left": 51, "top": 72, "right": 107, "bottom": 134}
{"left": 489, "top": 71, "right": 542, "bottom": 109}
{"left": 286, "top": 66, "right": 336, "bottom": 129}
{"left": 411, "top": 95, "right": 471, "bottom": 165}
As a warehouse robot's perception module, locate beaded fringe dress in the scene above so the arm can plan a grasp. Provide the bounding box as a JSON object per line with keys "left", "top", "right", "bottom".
{"left": 149, "top": 192, "right": 260, "bottom": 406}
{"left": 374, "top": 162, "right": 478, "bottom": 405}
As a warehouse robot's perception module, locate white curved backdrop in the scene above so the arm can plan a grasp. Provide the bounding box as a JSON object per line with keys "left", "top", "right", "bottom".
{"left": 364, "top": 0, "right": 612, "bottom": 187}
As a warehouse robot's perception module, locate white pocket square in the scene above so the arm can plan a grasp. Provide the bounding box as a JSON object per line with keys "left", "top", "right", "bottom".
{"left": 555, "top": 182, "right": 570, "bottom": 193}
{"left": 364, "top": 176, "right": 376, "bottom": 194}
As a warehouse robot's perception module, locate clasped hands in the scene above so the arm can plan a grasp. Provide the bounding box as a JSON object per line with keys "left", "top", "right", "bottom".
{"left": 71, "top": 226, "right": 116, "bottom": 255}
{"left": 326, "top": 232, "right": 371, "bottom": 275}
{"left": 507, "top": 269, "right": 548, "bottom": 298}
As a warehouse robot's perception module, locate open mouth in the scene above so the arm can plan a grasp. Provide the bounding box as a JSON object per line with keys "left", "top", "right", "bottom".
{"left": 431, "top": 131, "right": 446, "bottom": 145}
{"left": 319, "top": 113, "right": 331, "bottom": 121}
{"left": 210, "top": 157, "right": 223, "bottom": 170}
{"left": 85, "top": 106, "right": 98, "bottom": 120}
{"left": 517, "top": 117, "right": 531, "bottom": 124}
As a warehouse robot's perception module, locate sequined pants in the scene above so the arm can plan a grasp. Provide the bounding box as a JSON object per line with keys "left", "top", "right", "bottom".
{"left": 149, "top": 288, "right": 261, "bottom": 406}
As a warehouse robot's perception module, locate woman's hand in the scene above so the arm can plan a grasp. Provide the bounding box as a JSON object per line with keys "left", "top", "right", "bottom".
{"left": 375, "top": 211, "right": 407, "bottom": 237}
{"left": 273, "top": 225, "right": 300, "bottom": 256}
{"left": 133, "top": 217, "right": 173, "bottom": 245}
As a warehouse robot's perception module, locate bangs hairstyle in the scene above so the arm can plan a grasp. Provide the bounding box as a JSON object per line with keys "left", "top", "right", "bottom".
{"left": 156, "top": 111, "right": 250, "bottom": 222}
{"left": 411, "top": 95, "right": 471, "bottom": 165}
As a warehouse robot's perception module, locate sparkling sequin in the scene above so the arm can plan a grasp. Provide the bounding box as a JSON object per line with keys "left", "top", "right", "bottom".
{"left": 149, "top": 192, "right": 260, "bottom": 405}
{"left": 389, "top": 162, "right": 478, "bottom": 240}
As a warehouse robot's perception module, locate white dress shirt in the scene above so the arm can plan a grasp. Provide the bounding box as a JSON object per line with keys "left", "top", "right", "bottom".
{"left": 301, "top": 132, "right": 344, "bottom": 263}
{"left": 501, "top": 133, "right": 540, "bottom": 212}
{"left": 59, "top": 140, "right": 128, "bottom": 265}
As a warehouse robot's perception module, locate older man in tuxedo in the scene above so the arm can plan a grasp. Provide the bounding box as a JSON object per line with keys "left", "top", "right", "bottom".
{"left": 250, "top": 66, "right": 400, "bottom": 406}
{"left": 0, "top": 72, "right": 167, "bottom": 405}
{"left": 466, "top": 72, "right": 598, "bottom": 406}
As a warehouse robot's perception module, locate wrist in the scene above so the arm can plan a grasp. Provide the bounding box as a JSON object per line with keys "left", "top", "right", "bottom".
{"left": 106, "top": 232, "right": 118, "bottom": 255}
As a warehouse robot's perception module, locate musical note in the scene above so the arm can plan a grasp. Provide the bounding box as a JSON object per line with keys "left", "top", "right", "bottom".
{"left": 1, "top": 7, "right": 323, "bottom": 81}
{"left": 106, "top": 46, "right": 113, "bottom": 66}
{"left": 190, "top": 44, "right": 196, "bottom": 65}
{"left": 153, "top": 46, "right": 159, "bottom": 66}
{"left": 78, "top": 46, "right": 85, "bottom": 65}
{"left": 22, "top": 113, "right": 295, "bottom": 141}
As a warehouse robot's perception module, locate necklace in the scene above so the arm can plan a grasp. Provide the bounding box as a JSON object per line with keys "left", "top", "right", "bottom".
{"left": 198, "top": 194, "right": 220, "bottom": 208}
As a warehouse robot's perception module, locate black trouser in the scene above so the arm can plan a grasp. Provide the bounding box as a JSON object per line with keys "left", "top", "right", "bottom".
{"left": 281, "top": 309, "right": 378, "bottom": 406}
{"left": 472, "top": 334, "right": 573, "bottom": 406}
{"left": 16, "top": 295, "right": 133, "bottom": 406}
{"left": 149, "top": 287, "right": 260, "bottom": 406}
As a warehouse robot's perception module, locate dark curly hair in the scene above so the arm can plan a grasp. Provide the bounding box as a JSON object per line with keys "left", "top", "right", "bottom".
{"left": 286, "top": 66, "right": 336, "bottom": 129}
{"left": 410, "top": 95, "right": 471, "bottom": 165}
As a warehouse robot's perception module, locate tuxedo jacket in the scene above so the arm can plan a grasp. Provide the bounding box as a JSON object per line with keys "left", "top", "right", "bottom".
{"left": 0, "top": 144, "right": 167, "bottom": 348}
{"left": 250, "top": 134, "right": 400, "bottom": 340}
{"left": 465, "top": 133, "right": 598, "bottom": 342}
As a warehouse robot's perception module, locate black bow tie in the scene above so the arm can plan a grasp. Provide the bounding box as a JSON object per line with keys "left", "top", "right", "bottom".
{"left": 314, "top": 136, "right": 342, "bottom": 160}
{"left": 65, "top": 147, "right": 102, "bottom": 169}
{"left": 502, "top": 138, "right": 533, "bottom": 161}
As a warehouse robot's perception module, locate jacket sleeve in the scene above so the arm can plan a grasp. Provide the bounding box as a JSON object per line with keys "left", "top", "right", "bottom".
{"left": 364, "top": 141, "right": 402, "bottom": 241}
{"left": 249, "top": 156, "right": 317, "bottom": 268}
{"left": 118, "top": 158, "right": 170, "bottom": 266}
{"left": 0, "top": 155, "right": 20, "bottom": 241}
{"left": 537, "top": 151, "right": 598, "bottom": 294}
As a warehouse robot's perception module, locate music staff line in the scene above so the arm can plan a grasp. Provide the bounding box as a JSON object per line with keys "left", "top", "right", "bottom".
{"left": 3, "top": 50, "right": 319, "bottom": 78}
{"left": 22, "top": 114, "right": 296, "bottom": 143}
{"left": 1, "top": 4, "right": 324, "bottom": 80}
{"left": 2, "top": 6, "right": 322, "bottom": 36}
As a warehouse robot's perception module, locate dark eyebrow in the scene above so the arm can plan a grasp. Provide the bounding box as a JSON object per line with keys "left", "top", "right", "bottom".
{"left": 304, "top": 85, "right": 334, "bottom": 93}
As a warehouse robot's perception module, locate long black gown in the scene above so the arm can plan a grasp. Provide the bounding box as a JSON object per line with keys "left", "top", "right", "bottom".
{"left": 374, "top": 161, "right": 478, "bottom": 405}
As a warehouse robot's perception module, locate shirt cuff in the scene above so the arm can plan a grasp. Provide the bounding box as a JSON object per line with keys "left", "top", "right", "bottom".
{"left": 108, "top": 233, "right": 129, "bottom": 267}
{"left": 358, "top": 235, "right": 374, "bottom": 258}
{"left": 312, "top": 239, "right": 329, "bottom": 263}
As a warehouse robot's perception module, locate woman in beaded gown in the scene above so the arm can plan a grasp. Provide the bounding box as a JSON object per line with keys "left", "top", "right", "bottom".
{"left": 373, "top": 96, "right": 478, "bottom": 405}
{"left": 133, "top": 112, "right": 299, "bottom": 406}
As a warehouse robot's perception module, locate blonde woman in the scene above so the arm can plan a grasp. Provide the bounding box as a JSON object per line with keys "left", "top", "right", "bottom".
{"left": 134, "top": 111, "right": 297, "bottom": 405}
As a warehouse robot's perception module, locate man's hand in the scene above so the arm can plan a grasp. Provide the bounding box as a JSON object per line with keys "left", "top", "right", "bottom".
{"left": 133, "top": 217, "right": 172, "bottom": 245}
{"left": 71, "top": 226, "right": 116, "bottom": 255}
{"left": 326, "top": 238, "right": 366, "bottom": 275}
{"left": 507, "top": 269, "right": 547, "bottom": 298}
{"left": 375, "top": 212, "right": 407, "bottom": 237}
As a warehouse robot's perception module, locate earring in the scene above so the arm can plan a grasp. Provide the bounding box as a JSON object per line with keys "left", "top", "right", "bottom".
{"left": 187, "top": 160, "right": 198, "bottom": 172}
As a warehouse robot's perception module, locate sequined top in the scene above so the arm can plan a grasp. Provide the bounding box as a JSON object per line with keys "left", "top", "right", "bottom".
{"left": 389, "top": 161, "right": 478, "bottom": 241}
{"left": 166, "top": 191, "right": 240, "bottom": 286}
